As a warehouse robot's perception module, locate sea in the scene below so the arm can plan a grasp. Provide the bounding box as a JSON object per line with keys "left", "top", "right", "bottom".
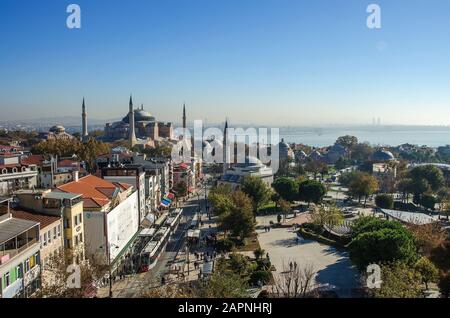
{"left": 276, "top": 125, "right": 450, "bottom": 148}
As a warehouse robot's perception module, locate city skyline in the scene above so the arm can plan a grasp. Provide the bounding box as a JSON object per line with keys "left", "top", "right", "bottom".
{"left": 1, "top": 0, "right": 450, "bottom": 125}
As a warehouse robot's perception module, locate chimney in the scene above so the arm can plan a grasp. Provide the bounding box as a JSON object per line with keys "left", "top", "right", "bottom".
{"left": 72, "top": 170, "right": 79, "bottom": 182}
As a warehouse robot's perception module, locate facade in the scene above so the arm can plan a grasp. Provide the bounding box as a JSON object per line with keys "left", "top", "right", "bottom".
{"left": 219, "top": 156, "right": 274, "bottom": 189}
{"left": 39, "top": 159, "right": 86, "bottom": 188}
{"left": 101, "top": 165, "right": 147, "bottom": 222}
{"left": 104, "top": 96, "right": 174, "bottom": 142}
{"left": 0, "top": 198, "right": 41, "bottom": 298}
{"left": 10, "top": 209, "right": 63, "bottom": 277}
{"left": 14, "top": 189, "right": 85, "bottom": 263}
{"left": 57, "top": 175, "right": 139, "bottom": 267}
{"left": 133, "top": 155, "right": 173, "bottom": 197}
{"left": 38, "top": 125, "right": 74, "bottom": 141}
{"left": 0, "top": 154, "right": 38, "bottom": 196}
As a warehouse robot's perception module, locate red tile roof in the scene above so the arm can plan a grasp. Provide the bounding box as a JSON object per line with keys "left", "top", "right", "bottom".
{"left": 21, "top": 155, "right": 46, "bottom": 166}
{"left": 11, "top": 209, "right": 61, "bottom": 230}
{"left": 57, "top": 175, "right": 133, "bottom": 208}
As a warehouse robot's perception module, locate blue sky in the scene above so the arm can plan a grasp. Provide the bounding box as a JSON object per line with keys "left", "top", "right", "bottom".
{"left": 1, "top": 0, "right": 450, "bottom": 125}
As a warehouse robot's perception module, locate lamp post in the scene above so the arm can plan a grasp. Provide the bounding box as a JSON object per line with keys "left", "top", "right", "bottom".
{"left": 101, "top": 242, "right": 119, "bottom": 298}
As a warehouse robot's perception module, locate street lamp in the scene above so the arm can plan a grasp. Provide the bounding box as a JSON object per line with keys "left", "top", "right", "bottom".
{"left": 100, "top": 242, "right": 119, "bottom": 298}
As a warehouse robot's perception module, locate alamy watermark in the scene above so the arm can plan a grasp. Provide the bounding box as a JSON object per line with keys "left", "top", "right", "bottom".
{"left": 66, "top": 4, "right": 81, "bottom": 29}
{"left": 171, "top": 120, "right": 280, "bottom": 174}
{"left": 367, "top": 4, "right": 382, "bottom": 29}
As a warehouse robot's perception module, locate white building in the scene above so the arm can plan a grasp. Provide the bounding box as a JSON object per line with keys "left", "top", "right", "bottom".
{"left": 218, "top": 156, "right": 274, "bottom": 189}
{"left": 57, "top": 175, "right": 139, "bottom": 266}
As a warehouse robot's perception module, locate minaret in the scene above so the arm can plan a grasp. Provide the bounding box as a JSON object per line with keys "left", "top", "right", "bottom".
{"left": 182, "top": 103, "right": 187, "bottom": 132}
{"left": 81, "top": 98, "right": 88, "bottom": 141}
{"left": 129, "top": 95, "right": 137, "bottom": 147}
{"left": 223, "top": 119, "right": 229, "bottom": 175}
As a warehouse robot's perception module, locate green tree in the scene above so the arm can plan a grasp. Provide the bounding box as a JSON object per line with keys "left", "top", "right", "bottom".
{"left": 409, "top": 165, "right": 445, "bottom": 193}
{"left": 415, "top": 257, "right": 439, "bottom": 289}
{"left": 272, "top": 177, "right": 299, "bottom": 202}
{"left": 298, "top": 180, "right": 327, "bottom": 206}
{"left": 241, "top": 176, "right": 271, "bottom": 215}
{"left": 375, "top": 194, "right": 394, "bottom": 209}
{"left": 373, "top": 262, "right": 422, "bottom": 298}
{"left": 336, "top": 135, "right": 358, "bottom": 150}
{"left": 419, "top": 193, "right": 437, "bottom": 211}
{"left": 349, "top": 218, "right": 418, "bottom": 270}
{"left": 219, "top": 191, "right": 255, "bottom": 241}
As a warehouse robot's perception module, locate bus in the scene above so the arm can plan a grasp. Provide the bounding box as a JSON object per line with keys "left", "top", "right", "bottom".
{"left": 139, "top": 226, "right": 171, "bottom": 272}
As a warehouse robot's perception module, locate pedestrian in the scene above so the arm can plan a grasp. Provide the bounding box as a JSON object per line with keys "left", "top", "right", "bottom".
{"left": 289, "top": 262, "right": 293, "bottom": 271}
{"left": 294, "top": 262, "right": 297, "bottom": 270}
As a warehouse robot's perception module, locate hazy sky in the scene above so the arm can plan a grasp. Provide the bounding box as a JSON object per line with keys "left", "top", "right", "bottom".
{"left": 1, "top": 0, "right": 450, "bottom": 126}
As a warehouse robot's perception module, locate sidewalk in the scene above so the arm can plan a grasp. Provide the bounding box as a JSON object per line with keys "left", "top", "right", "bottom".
{"left": 166, "top": 213, "right": 219, "bottom": 283}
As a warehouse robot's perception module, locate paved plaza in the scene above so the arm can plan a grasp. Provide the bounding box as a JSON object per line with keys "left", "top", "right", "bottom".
{"left": 256, "top": 218, "right": 360, "bottom": 298}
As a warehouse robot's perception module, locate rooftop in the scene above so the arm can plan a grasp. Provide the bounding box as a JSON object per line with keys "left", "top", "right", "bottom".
{"left": 0, "top": 217, "right": 39, "bottom": 245}
{"left": 57, "top": 175, "right": 133, "bottom": 209}
{"left": 380, "top": 209, "right": 435, "bottom": 225}
{"left": 11, "top": 209, "right": 61, "bottom": 229}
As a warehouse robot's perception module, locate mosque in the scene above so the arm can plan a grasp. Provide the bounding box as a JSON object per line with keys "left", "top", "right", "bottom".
{"left": 103, "top": 96, "right": 174, "bottom": 143}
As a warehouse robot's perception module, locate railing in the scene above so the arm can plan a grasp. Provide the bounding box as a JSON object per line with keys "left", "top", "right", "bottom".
{"left": 0, "top": 239, "right": 39, "bottom": 266}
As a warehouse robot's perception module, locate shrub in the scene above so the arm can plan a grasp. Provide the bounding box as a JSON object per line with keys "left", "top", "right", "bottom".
{"left": 375, "top": 194, "right": 394, "bottom": 209}
{"left": 249, "top": 270, "right": 272, "bottom": 287}
{"left": 216, "top": 238, "right": 235, "bottom": 253}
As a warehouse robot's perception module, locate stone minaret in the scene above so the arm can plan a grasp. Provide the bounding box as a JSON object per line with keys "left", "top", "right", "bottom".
{"left": 129, "top": 95, "right": 137, "bottom": 147}
{"left": 182, "top": 103, "right": 187, "bottom": 133}
{"left": 223, "top": 119, "right": 229, "bottom": 175}
{"left": 81, "top": 98, "right": 88, "bottom": 140}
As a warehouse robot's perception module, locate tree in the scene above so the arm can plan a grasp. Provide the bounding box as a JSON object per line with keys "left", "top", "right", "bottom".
{"left": 310, "top": 204, "right": 344, "bottom": 229}
{"left": 272, "top": 177, "right": 299, "bottom": 202}
{"left": 298, "top": 180, "right": 327, "bottom": 206}
{"left": 253, "top": 248, "right": 266, "bottom": 260}
{"left": 351, "top": 143, "right": 374, "bottom": 163}
{"left": 198, "top": 272, "right": 250, "bottom": 298}
{"left": 419, "top": 193, "right": 437, "bottom": 211}
{"left": 409, "top": 165, "right": 445, "bottom": 193}
{"left": 336, "top": 135, "right": 358, "bottom": 150}
{"left": 415, "top": 257, "right": 439, "bottom": 289}
{"left": 348, "top": 172, "right": 379, "bottom": 205}
{"left": 173, "top": 181, "right": 188, "bottom": 197}
{"left": 372, "top": 262, "right": 422, "bottom": 298}
{"left": 37, "top": 250, "right": 106, "bottom": 298}
{"left": 278, "top": 199, "right": 291, "bottom": 222}
{"left": 241, "top": 176, "right": 271, "bottom": 215}
{"left": 348, "top": 217, "right": 418, "bottom": 270}
{"left": 219, "top": 191, "right": 255, "bottom": 241}
{"left": 272, "top": 262, "right": 316, "bottom": 298}
{"left": 375, "top": 194, "right": 394, "bottom": 209}
{"left": 407, "top": 223, "right": 446, "bottom": 258}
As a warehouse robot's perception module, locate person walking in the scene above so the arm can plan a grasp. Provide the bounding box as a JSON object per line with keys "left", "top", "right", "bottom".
{"left": 289, "top": 262, "right": 293, "bottom": 272}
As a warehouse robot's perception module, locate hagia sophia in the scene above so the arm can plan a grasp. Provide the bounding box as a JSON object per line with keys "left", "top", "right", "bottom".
{"left": 103, "top": 96, "right": 174, "bottom": 143}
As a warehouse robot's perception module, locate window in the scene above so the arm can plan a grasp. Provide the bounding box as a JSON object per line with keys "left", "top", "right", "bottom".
{"left": 17, "top": 265, "right": 23, "bottom": 279}
{"left": 57, "top": 224, "right": 61, "bottom": 237}
{"left": 43, "top": 233, "right": 47, "bottom": 246}
{"left": 25, "top": 259, "right": 30, "bottom": 272}
{"left": 5, "top": 272, "right": 10, "bottom": 287}
{"left": 40, "top": 235, "right": 43, "bottom": 248}
{"left": 75, "top": 235, "right": 78, "bottom": 245}
{"left": 79, "top": 214, "right": 82, "bottom": 224}
{"left": 79, "top": 233, "right": 83, "bottom": 243}
{"left": 64, "top": 218, "right": 69, "bottom": 229}
{"left": 53, "top": 227, "right": 57, "bottom": 240}
{"left": 65, "top": 238, "right": 71, "bottom": 248}
{"left": 47, "top": 230, "right": 51, "bottom": 243}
